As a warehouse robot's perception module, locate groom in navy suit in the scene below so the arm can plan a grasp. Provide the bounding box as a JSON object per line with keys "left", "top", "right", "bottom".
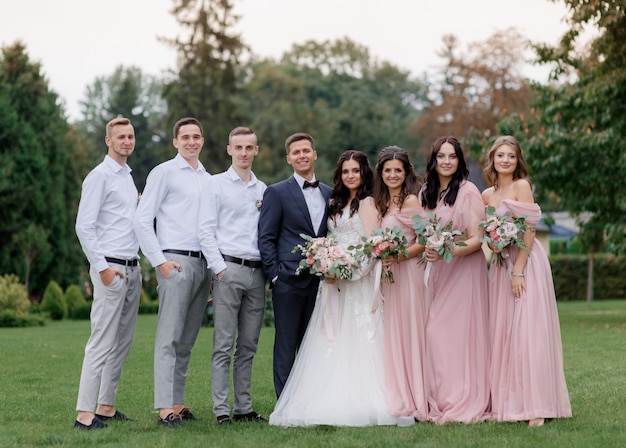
{"left": 258, "top": 132, "right": 332, "bottom": 398}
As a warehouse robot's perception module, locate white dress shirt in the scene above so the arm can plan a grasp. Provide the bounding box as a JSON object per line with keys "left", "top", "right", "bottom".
{"left": 75, "top": 155, "right": 139, "bottom": 273}
{"left": 198, "top": 166, "right": 267, "bottom": 274}
{"left": 134, "top": 154, "right": 210, "bottom": 267}
{"left": 294, "top": 173, "right": 325, "bottom": 235}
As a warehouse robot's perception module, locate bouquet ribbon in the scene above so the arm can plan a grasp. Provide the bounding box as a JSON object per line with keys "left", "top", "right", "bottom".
{"left": 321, "top": 282, "right": 340, "bottom": 343}
{"left": 371, "top": 261, "right": 385, "bottom": 313}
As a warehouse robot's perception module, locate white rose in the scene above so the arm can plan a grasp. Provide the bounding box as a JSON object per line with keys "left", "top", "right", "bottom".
{"left": 502, "top": 222, "right": 519, "bottom": 239}
{"left": 426, "top": 233, "right": 445, "bottom": 250}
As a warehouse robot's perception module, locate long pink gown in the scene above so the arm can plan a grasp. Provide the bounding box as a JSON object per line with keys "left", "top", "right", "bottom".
{"left": 381, "top": 207, "right": 430, "bottom": 422}
{"left": 489, "top": 199, "right": 572, "bottom": 421}
{"left": 425, "top": 181, "right": 490, "bottom": 424}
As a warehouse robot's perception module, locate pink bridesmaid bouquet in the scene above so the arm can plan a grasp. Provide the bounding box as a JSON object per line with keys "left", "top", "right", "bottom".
{"left": 349, "top": 226, "right": 409, "bottom": 283}
{"left": 412, "top": 212, "right": 465, "bottom": 264}
{"left": 479, "top": 206, "right": 528, "bottom": 267}
{"left": 293, "top": 234, "right": 358, "bottom": 280}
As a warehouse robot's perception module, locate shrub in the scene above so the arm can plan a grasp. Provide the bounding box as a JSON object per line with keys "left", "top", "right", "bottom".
{"left": 40, "top": 281, "right": 67, "bottom": 320}
{"left": 0, "top": 309, "right": 45, "bottom": 327}
{"left": 65, "top": 285, "right": 87, "bottom": 317}
{"left": 138, "top": 303, "right": 159, "bottom": 314}
{"left": 71, "top": 304, "right": 92, "bottom": 320}
{"left": 0, "top": 274, "right": 31, "bottom": 315}
{"left": 71, "top": 302, "right": 159, "bottom": 320}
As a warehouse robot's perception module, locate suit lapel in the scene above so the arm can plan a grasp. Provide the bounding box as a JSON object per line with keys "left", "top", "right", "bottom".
{"left": 287, "top": 176, "right": 316, "bottom": 236}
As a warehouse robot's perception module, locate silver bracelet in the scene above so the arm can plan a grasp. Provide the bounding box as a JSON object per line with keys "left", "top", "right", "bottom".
{"left": 511, "top": 272, "right": 524, "bottom": 277}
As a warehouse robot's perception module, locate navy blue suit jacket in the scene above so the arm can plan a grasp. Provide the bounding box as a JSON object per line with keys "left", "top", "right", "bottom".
{"left": 258, "top": 176, "right": 332, "bottom": 289}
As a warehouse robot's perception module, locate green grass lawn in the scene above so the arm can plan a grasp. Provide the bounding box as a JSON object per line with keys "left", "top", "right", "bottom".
{"left": 1, "top": 300, "right": 625, "bottom": 448}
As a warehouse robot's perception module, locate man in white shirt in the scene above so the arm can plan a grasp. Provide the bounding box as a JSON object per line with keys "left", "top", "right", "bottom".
{"left": 198, "top": 126, "right": 267, "bottom": 425}
{"left": 134, "top": 117, "right": 212, "bottom": 428}
{"left": 74, "top": 117, "right": 141, "bottom": 430}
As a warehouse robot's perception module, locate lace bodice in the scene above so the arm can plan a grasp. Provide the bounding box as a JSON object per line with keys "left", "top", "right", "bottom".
{"left": 328, "top": 208, "right": 364, "bottom": 252}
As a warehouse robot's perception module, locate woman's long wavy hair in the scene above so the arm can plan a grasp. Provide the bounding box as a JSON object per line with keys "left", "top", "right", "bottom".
{"left": 373, "top": 146, "right": 419, "bottom": 217}
{"left": 421, "top": 136, "right": 468, "bottom": 210}
{"left": 329, "top": 150, "right": 374, "bottom": 220}
{"left": 483, "top": 135, "right": 530, "bottom": 189}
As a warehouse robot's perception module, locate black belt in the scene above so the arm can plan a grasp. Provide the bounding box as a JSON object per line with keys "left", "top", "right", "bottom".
{"left": 163, "top": 249, "right": 204, "bottom": 259}
{"left": 105, "top": 257, "right": 138, "bottom": 266}
{"left": 222, "top": 254, "right": 262, "bottom": 269}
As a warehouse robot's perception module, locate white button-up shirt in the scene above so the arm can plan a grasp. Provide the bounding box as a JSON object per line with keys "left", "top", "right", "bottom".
{"left": 198, "top": 166, "right": 266, "bottom": 274}
{"left": 75, "top": 155, "right": 139, "bottom": 273}
{"left": 134, "top": 154, "right": 210, "bottom": 267}
{"left": 294, "top": 173, "right": 325, "bottom": 235}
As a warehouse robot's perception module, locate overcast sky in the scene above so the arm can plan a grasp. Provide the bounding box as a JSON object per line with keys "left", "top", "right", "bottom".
{"left": 0, "top": 0, "right": 571, "bottom": 120}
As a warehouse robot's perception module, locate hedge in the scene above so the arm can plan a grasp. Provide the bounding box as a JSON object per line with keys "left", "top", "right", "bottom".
{"left": 551, "top": 254, "right": 626, "bottom": 301}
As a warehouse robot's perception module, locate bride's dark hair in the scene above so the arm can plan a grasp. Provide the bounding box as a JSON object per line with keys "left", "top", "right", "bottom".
{"left": 329, "top": 150, "right": 373, "bottom": 220}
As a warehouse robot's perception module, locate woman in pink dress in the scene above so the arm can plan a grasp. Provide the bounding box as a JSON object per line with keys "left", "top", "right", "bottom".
{"left": 372, "top": 146, "right": 429, "bottom": 425}
{"left": 421, "top": 136, "right": 490, "bottom": 424}
{"left": 482, "top": 135, "right": 571, "bottom": 427}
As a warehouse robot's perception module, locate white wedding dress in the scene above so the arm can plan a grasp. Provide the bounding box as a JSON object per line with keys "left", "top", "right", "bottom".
{"left": 269, "top": 206, "right": 396, "bottom": 427}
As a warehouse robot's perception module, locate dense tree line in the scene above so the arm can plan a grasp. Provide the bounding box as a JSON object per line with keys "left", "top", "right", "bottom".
{"left": 3, "top": 0, "right": 621, "bottom": 300}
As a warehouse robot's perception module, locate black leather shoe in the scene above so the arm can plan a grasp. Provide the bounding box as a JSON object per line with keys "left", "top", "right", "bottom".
{"left": 178, "top": 407, "right": 196, "bottom": 421}
{"left": 158, "top": 412, "right": 183, "bottom": 428}
{"left": 233, "top": 411, "right": 267, "bottom": 423}
{"left": 95, "top": 410, "right": 131, "bottom": 421}
{"left": 216, "top": 415, "right": 232, "bottom": 425}
{"left": 74, "top": 417, "right": 108, "bottom": 430}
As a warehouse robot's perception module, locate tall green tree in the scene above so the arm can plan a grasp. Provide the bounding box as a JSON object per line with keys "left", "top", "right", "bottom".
{"left": 161, "top": 0, "right": 246, "bottom": 173}
{"left": 0, "top": 42, "right": 85, "bottom": 297}
{"left": 503, "top": 0, "right": 626, "bottom": 301}
{"left": 75, "top": 65, "right": 169, "bottom": 191}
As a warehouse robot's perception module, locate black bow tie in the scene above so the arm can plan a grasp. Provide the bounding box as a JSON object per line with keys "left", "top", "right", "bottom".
{"left": 303, "top": 180, "right": 319, "bottom": 189}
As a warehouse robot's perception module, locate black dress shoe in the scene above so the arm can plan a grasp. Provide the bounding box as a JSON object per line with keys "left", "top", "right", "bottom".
{"left": 216, "top": 415, "right": 232, "bottom": 425}
{"left": 233, "top": 411, "right": 267, "bottom": 423}
{"left": 74, "top": 417, "right": 108, "bottom": 430}
{"left": 158, "top": 412, "right": 183, "bottom": 428}
{"left": 178, "top": 407, "right": 196, "bottom": 420}
{"left": 95, "top": 410, "right": 131, "bottom": 421}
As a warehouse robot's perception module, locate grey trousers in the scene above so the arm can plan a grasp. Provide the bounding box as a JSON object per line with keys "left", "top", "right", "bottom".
{"left": 154, "top": 253, "right": 211, "bottom": 409}
{"left": 211, "top": 261, "right": 265, "bottom": 416}
{"left": 76, "top": 262, "right": 141, "bottom": 412}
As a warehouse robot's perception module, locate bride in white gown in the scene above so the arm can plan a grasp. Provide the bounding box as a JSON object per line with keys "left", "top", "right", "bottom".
{"left": 269, "top": 150, "right": 396, "bottom": 427}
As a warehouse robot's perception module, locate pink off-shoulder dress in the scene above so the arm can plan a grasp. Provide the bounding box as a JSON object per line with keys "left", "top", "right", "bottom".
{"left": 488, "top": 199, "right": 572, "bottom": 422}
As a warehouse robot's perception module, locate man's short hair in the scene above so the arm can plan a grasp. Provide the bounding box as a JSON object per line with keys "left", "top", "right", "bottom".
{"left": 105, "top": 117, "right": 132, "bottom": 137}
{"left": 284, "top": 133, "right": 315, "bottom": 154}
{"left": 229, "top": 126, "right": 256, "bottom": 145}
{"left": 173, "top": 117, "right": 203, "bottom": 139}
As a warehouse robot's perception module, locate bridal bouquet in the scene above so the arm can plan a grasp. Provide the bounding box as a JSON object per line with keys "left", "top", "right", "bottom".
{"left": 293, "top": 234, "right": 358, "bottom": 280}
{"left": 412, "top": 212, "right": 465, "bottom": 264}
{"left": 479, "top": 206, "right": 527, "bottom": 267}
{"left": 349, "top": 226, "right": 409, "bottom": 283}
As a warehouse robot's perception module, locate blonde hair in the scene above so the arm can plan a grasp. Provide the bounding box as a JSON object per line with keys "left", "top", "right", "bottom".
{"left": 105, "top": 117, "right": 132, "bottom": 137}
{"left": 483, "top": 135, "right": 530, "bottom": 190}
